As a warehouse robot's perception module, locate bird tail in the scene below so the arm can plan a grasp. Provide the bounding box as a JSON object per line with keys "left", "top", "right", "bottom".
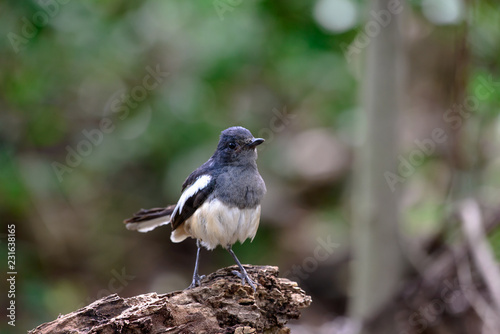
{"left": 124, "top": 206, "right": 175, "bottom": 233}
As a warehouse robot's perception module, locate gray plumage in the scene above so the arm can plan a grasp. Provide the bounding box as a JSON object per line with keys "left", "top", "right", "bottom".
{"left": 124, "top": 126, "right": 266, "bottom": 291}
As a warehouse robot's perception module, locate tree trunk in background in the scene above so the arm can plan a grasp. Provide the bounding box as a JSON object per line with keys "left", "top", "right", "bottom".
{"left": 349, "top": 0, "right": 406, "bottom": 333}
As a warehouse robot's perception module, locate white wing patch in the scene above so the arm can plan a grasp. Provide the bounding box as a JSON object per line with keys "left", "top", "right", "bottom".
{"left": 171, "top": 174, "right": 212, "bottom": 218}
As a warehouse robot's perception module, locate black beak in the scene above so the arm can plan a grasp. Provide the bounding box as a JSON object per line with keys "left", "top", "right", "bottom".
{"left": 247, "top": 138, "right": 265, "bottom": 148}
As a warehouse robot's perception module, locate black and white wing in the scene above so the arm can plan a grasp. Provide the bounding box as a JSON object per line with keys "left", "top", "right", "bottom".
{"left": 170, "top": 174, "right": 215, "bottom": 230}
{"left": 124, "top": 158, "right": 215, "bottom": 233}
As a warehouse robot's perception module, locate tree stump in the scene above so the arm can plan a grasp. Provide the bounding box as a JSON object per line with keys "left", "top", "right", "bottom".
{"left": 29, "top": 265, "right": 312, "bottom": 334}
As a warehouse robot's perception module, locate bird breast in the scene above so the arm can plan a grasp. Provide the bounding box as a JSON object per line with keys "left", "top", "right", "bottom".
{"left": 177, "top": 199, "right": 261, "bottom": 250}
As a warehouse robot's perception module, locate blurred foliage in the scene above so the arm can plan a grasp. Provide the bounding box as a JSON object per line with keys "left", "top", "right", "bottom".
{"left": 0, "top": 0, "right": 500, "bottom": 332}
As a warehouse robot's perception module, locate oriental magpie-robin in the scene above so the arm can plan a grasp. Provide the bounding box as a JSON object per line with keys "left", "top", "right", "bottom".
{"left": 124, "top": 126, "right": 266, "bottom": 291}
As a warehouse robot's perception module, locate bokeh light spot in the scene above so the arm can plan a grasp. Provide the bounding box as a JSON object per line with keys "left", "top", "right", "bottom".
{"left": 313, "top": 0, "right": 358, "bottom": 33}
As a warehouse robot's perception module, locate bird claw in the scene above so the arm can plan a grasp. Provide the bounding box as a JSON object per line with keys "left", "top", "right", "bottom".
{"left": 187, "top": 274, "right": 206, "bottom": 289}
{"left": 232, "top": 270, "right": 257, "bottom": 292}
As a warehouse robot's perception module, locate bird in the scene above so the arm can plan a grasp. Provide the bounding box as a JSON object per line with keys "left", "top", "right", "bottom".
{"left": 124, "top": 126, "right": 266, "bottom": 291}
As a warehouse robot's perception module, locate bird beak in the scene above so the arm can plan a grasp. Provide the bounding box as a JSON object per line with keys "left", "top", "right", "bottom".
{"left": 247, "top": 138, "right": 265, "bottom": 148}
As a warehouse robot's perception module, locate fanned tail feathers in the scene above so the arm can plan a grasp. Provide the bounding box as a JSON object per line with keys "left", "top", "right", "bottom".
{"left": 124, "top": 206, "right": 175, "bottom": 233}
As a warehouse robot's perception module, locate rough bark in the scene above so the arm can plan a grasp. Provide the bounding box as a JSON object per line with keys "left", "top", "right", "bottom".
{"left": 29, "top": 265, "right": 311, "bottom": 334}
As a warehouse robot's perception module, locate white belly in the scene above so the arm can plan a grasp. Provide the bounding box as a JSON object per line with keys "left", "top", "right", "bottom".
{"left": 170, "top": 199, "right": 261, "bottom": 250}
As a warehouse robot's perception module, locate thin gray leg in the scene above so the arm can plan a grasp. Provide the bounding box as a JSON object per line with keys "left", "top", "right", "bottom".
{"left": 187, "top": 240, "right": 205, "bottom": 289}
{"left": 227, "top": 246, "right": 257, "bottom": 291}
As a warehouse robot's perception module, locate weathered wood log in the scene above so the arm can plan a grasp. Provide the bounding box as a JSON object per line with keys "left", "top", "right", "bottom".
{"left": 29, "top": 265, "right": 311, "bottom": 334}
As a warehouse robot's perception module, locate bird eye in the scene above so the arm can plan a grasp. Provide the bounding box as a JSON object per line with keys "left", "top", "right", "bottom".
{"left": 228, "top": 142, "right": 237, "bottom": 149}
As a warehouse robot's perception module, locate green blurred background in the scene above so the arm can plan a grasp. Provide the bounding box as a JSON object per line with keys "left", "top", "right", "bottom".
{"left": 1, "top": 0, "right": 500, "bottom": 332}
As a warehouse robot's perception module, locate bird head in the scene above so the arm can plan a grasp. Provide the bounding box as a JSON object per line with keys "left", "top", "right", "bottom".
{"left": 215, "top": 126, "right": 264, "bottom": 166}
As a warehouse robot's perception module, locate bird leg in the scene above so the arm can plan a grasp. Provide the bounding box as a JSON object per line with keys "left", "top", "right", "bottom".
{"left": 227, "top": 246, "right": 257, "bottom": 291}
{"left": 187, "top": 240, "right": 205, "bottom": 289}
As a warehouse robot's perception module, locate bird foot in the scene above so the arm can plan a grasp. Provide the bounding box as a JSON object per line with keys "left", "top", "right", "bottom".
{"left": 232, "top": 270, "right": 257, "bottom": 292}
{"left": 187, "top": 274, "right": 206, "bottom": 289}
